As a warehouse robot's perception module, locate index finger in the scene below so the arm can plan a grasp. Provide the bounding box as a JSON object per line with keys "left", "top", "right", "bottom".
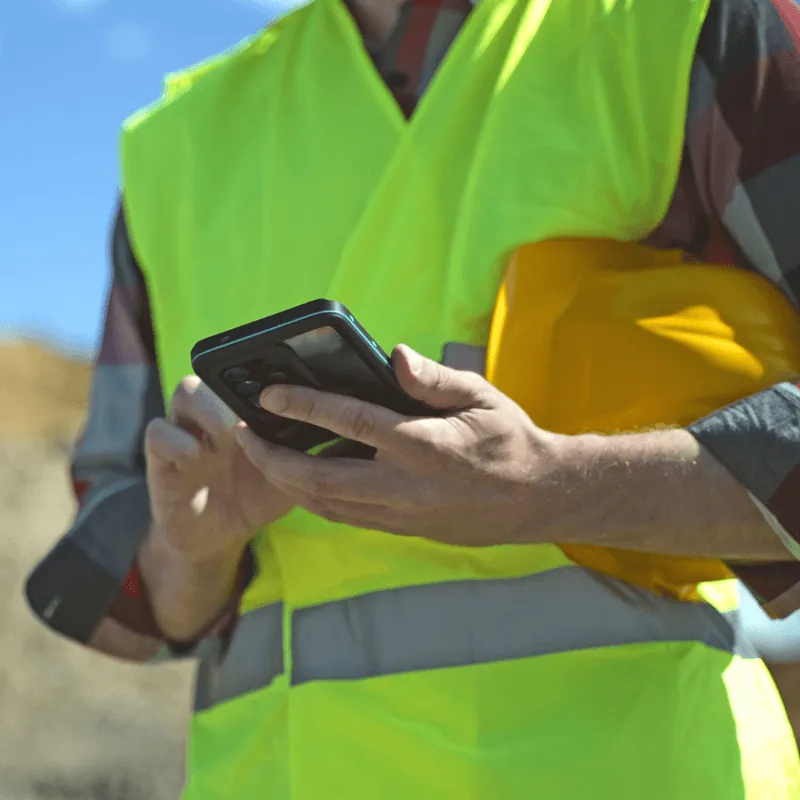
{"left": 258, "top": 385, "right": 411, "bottom": 452}
{"left": 169, "top": 375, "right": 240, "bottom": 443}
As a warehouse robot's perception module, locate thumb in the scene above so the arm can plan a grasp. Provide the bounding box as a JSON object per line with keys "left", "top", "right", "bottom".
{"left": 393, "top": 344, "right": 488, "bottom": 411}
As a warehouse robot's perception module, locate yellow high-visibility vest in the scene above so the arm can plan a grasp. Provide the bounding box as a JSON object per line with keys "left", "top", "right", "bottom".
{"left": 121, "top": 0, "right": 800, "bottom": 795}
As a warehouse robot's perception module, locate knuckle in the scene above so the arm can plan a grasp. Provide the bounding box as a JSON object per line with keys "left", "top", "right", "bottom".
{"left": 144, "top": 418, "right": 168, "bottom": 450}
{"left": 410, "top": 425, "right": 455, "bottom": 472}
{"left": 406, "top": 418, "right": 434, "bottom": 444}
{"left": 400, "top": 419, "right": 436, "bottom": 453}
{"left": 468, "top": 374, "right": 494, "bottom": 404}
{"left": 344, "top": 406, "right": 376, "bottom": 442}
{"left": 429, "top": 367, "right": 450, "bottom": 395}
{"left": 306, "top": 396, "right": 322, "bottom": 426}
{"left": 295, "top": 394, "right": 318, "bottom": 426}
{"left": 466, "top": 372, "right": 486, "bottom": 393}
{"left": 307, "top": 470, "right": 337, "bottom": 498}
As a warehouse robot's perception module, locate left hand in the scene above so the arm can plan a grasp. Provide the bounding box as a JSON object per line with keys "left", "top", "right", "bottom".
{"left": 235, "top": 344, "right": 575, "bottom": 545}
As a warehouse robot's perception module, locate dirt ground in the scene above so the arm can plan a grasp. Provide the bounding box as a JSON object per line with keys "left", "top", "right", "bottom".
{"left": 0, "top": 340, "right": 798, "bottom": 799}
{"left": 0, "top": 439, "right": 192, "bottom": 800}
{"left": 0, "top": 342, "right": 192, "bottom": 800}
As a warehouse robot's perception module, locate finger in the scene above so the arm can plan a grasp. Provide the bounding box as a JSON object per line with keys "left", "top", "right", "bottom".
{"left": 393, "top": 344, "right": 492, "bottom": 411}
{"left": 169, "top": 376, "right": 240, "bottom": 441}
{"left": 236, "top": 425, "right": 408, "bottom": 504}
{"left": 258, "top": 384, "right": 408, "bottom": 451}
{"left": 144, "top": 418, "right": 201, "bottom": 465}
{"left": 284, "top": 486, "right": 411, "bottom": 533}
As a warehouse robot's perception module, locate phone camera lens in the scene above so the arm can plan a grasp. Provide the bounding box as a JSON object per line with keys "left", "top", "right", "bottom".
{"left": 224, "top": 367, "right": 249, "bottom": 382}
{"left": 237, "top": 380, "right": 261, "bottom": 395}
{"left": 267, "top": 371, "right": 288, "bottom": 384}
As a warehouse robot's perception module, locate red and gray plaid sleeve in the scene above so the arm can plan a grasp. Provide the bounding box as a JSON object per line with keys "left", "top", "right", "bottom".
{"left": 648, "top": 0, "right": 800, "bottom": 617}
{"left": 24, "top": 206, "right": 251, "bottom": 657}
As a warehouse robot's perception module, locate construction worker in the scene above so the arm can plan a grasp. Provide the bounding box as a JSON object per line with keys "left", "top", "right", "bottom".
{"left": 26, "top": 0, "right": 800, "bottom": 796}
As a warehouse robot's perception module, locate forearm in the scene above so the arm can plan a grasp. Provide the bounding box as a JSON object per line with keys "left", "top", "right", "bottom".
{"left": 553, "top": 429, "right": 793, "bottom": 562}
{"left": 138, "top": 527, "right": 246, "bottom": 643}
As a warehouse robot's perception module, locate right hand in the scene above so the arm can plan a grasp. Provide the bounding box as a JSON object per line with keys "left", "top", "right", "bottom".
{"left": 144, "top": 375, "right": 293, "bottom": 566}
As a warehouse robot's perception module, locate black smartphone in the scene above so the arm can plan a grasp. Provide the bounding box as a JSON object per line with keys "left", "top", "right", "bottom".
{"left": 191, "top": 299, "right": 433, "bottom": 451}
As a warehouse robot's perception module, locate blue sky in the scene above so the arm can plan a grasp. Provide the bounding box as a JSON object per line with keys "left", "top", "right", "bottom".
{"left": 0, "top": 0, "right": 297, "bottom": 356}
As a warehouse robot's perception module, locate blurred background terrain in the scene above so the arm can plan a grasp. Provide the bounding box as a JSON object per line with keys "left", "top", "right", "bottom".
{"left": 0, "top": 341, "right": 193, "bottom": 800}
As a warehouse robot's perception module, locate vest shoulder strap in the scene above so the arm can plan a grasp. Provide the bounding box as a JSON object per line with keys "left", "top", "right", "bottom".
{"left": 122, "top": 6, "right": 308, "bottom": 135}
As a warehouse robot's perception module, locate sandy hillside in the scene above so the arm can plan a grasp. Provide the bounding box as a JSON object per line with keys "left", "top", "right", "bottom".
{"left": 0, "top": 340, "right": 798, "bottom": 800}
{"left": 0, "top": 342, "right": 92, "bottom": 440}
{"left": 0, "top": 341, "right": 192, "bottom": 800}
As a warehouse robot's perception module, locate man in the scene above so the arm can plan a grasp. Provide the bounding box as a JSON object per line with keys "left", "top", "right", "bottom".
{"left": 26, "top": 0, "right": 800, "bottom": 796}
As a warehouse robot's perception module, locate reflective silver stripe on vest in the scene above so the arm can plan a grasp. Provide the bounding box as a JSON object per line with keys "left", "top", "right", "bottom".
{"left": 292, "top": 566, "right": 750, "bottom": 685}
{"left": 194, "top": 602, "right": 283, "bottom": 712}
{"left": 440, "top": 342, "right": 487, "bottom": 375}
{"left": 193, "top": 567, "right": 754, "bottom": 709}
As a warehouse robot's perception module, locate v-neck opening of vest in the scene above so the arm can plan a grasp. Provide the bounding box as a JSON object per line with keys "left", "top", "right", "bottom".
{"left": 327, "top": 0, "right": 488, "bottom": 128}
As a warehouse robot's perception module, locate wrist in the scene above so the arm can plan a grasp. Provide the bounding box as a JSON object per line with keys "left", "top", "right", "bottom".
{"left": 527, "top": 432, "right": 604, "bottom": 544}
{"left": 138, "top": 526, "right": 247, "bottom": 642}
{"left": 143, "top": 521, "right": 248, "bottom": 575}
{"left": 548, "top": 428, "right": 700, "bottom": 544}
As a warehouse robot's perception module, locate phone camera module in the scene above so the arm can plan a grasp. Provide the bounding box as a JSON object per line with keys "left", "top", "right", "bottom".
{"left": 237, "top": 380, "right": 261, "bottom": 395}
{"left": 224, "top": 366, "right": 249, "bottom": 382}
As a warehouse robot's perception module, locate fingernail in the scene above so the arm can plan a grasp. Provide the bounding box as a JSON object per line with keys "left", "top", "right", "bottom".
{"left": 404, "top": 346, "right": 422, "bottom": 375}
{"left": 260, "top": 387, "right": 288, "bottom": 413}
